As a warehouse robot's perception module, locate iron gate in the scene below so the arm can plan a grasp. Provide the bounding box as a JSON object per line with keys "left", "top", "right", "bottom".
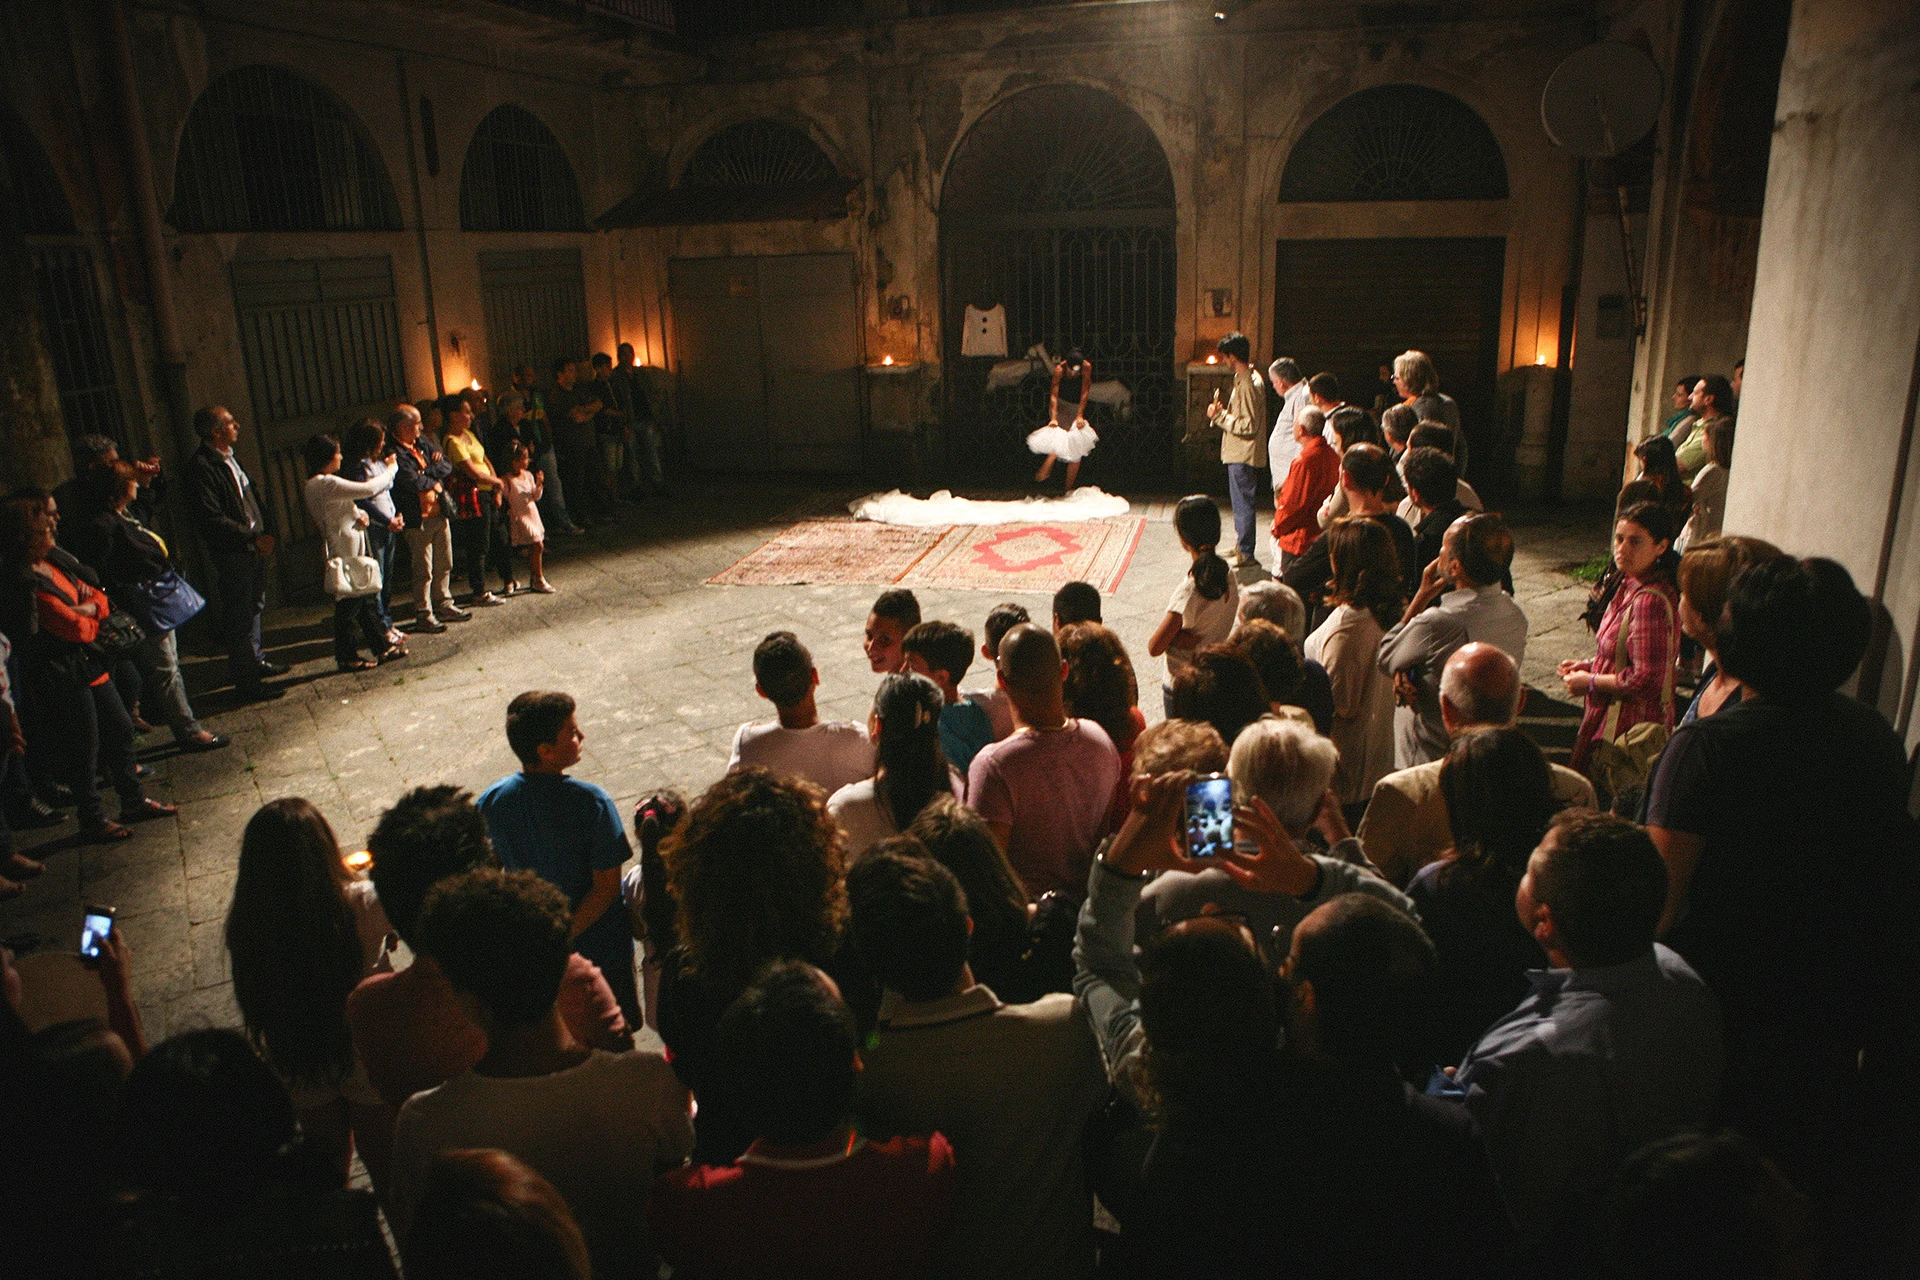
{"left": 477, "top": 247, "right": 589, "bottom": 387}
{"left": 30, "top": 244, "right": 126, "bottom": 449}
{"left": 939, "top": 86, "right": 1179, "bottom": 488}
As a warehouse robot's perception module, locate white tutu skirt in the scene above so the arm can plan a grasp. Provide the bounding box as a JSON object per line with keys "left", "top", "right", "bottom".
{"left": 1027, "top": 419, "right": 1099, "bottom": 462}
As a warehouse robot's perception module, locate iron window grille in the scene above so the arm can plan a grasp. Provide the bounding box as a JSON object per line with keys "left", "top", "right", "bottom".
{"left": 1279, "top": 84, "right": 1509, "bottom": 203}
{"left": 459, "top": 106, "right": 586, "bottom": 232}
{"left": 681, "top": 121, "right": 838, "bottom": 188}
{"left": 169, "top": 66, "right": 402, "bottom": 232}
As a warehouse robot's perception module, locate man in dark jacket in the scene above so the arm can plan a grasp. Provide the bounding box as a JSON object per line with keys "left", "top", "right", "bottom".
{"left": 184, "top": 406, "right": 283, "bottom": 701}
{"left": 387, "top": 403, "right": 466, "bottom": 633}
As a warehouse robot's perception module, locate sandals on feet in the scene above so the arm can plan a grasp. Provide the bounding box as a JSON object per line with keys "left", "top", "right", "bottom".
{"left": 338, "top": 657, "right": 379, "bottom": 672}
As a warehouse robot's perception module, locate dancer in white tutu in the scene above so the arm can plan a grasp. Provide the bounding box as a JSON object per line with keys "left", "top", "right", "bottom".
{"left": 1027, "top": 348, "right": 1097, "bottom": 492}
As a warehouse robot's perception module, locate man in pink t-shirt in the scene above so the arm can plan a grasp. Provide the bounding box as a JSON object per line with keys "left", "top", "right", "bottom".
{"left": 965, "top": 625, "right": 1122, "bottom": 897}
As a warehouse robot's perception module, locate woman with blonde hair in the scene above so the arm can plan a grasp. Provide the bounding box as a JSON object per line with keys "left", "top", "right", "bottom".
{"left": 1303, "top": 518, "right": 1403, "bottom": 820}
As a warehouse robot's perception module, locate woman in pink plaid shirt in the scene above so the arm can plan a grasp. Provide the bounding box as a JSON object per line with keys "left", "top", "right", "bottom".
{"left": 1562, "top": 501, "right": 1683, "bottom": 770}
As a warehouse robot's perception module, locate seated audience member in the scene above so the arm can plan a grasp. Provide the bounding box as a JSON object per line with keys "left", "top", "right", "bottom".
{"left": 346, "top": 786, "right": 629, "bottom": 1113}
{"left": 657, "top": 768, "right": 877, "bottom": 1164}
{"left": 1397, "top": 426, "right": 1482, "bottom": 525}
{"left": 1228, "top": 618, "right": 1328, "bottom": 733}
{"left": 1071, "top": 717, "right": 1230, "bottom": 1107}
{"left": 1360, "top": 643, "right": 1594, "bottom": 885}
{"left": 1379, "top": 512, "right": 1528, "bottom": 769}
{"left": 650, "top": 961, "right": 956, "bottom": 1280}
{"left": 1675, "top": 420, "right": 1733, "bottom": 553}
{"left": 849, "top": 848, "right": 1107, "bottom": 1280}
{"left": 966, "top": 624, "right": 1122, "bottom": 897}
{"left": 1432, "top": 812, "right": 1722, "bottom": 1248}
{"left": 480, "top": 692, "right": 639, "bottom": 1028}
{"left": 1405, "top": 728, "right": 1561, "bottom": 1068}
{"left": 1609, "top": 1132, "right": 1814, "bottom": 1280}
{"left": 963, "top": 602, "right": 1029, "bottom": 740}
{"left": 1282, "top": 443, "right": 1419, "bottom": 617}
{"left": 1052, "top": 580, "right": 1102, "bottom": 630}
{"left": 1400, "top": 445, "right": 1470, "bottom": 578}
{"left": 1670, "top": 536, "right": 1780, "bottom": 726}
{"left": 1140, "top": 718, "right": 1412, "bottom": 954}
{"left": 1080, "top": 776, "right": 1509, "bottom": 1275}
{"left": 864, "top": 588, "right": 921, "bottom": 674}
{"left": 828, "top": 673, "right": 957, "bottom": 855}
{"left": 905, "top": 799, "right": 1037, "bottom": 1004}
{"left": 1232, "top": 591, "right": 1336, "bottom": 733}
{"left": 729, "top": 630, "right": 875, "bottom": 795}
{"left": 390, "top": 870, "right": 692, "bottom": 1279}
{"left": 404, "top": 1149, "right": 590, "bottom": 1280}
{"left": 1059, "top": 622, "right": 1146, "bottom": 818}
{"left": 225, "top": 798, "right": 394, "bottom": 1193}
{"left": 1673, "top": 375, "right": 1732, "bottom": 483}
{"left": 901, "top": 620, "right": 996, "bottom": 775}
{"left": 1167, "top": 644, "right": 1273, "bottom": 750}
{"left": 1645, "top": 556, "right": 1914, "bottom": 1194}
{"left": 113, "top": 1029, "right": 397, "bottom": 1278}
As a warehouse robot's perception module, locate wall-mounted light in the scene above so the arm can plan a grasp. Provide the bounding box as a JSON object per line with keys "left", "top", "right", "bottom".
{"left": 1205, "top": 353, "right": 1219, "bottom": 364}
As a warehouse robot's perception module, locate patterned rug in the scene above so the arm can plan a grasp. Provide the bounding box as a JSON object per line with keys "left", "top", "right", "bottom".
{"left": 709, "top": 517, "right": 1146, "bottom": 595}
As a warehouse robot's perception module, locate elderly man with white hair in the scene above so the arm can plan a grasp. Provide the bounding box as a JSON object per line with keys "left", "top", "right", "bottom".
{"left": 1358, "top": 642, "right": 1595, "bottom": 886}
{"left": 1137, "top": 718, "right": 1413, "bottom": 956}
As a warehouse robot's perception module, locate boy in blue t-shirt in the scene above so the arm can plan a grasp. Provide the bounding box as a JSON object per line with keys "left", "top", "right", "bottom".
{"left": 477, "top": 690, "right": 637, "bottom": 1027}
{"left": 900, "top": 621, "right": 995, "bottom": 777}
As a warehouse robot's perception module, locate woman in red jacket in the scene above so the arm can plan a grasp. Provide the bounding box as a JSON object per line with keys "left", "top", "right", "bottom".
{"left": 1, "top": 498, "right": 174, "bottom": 842}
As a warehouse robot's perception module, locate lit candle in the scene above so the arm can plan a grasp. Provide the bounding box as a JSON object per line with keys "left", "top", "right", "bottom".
{"left": 343, "top": 850, "right": 372, "bottom": 873}
{"left": 1205, "top": 353, "right": 1218, "bottom": 364}
{"left": 881, "top": 355, "right": 895, "bottom": 366}
{"left": 470, "top": 378, "right": 481, "bottom": 390}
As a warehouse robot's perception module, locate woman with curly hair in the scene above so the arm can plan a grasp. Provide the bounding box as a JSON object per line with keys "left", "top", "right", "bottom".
{"left": 1060, "top": 621, "right": 1146, "bottom": 825}
{"left": 905, "top": 795, "right": 1036, "bottom": 1002}
{"left": 656, "top": 766, "right": 875, "bottom": 1163}
{"left": 225, "top": 797, "right": 393, "bottom": 1190}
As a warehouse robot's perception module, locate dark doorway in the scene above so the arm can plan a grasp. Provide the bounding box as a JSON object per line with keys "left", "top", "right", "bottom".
{"left": 1272, "top": 236, "right": 1507, "bottom": 495}
{"left": 940, "top": 86, "right": 1178, "bottom": 488}
{"left": 668, "top": 253, "right": 862, "bottom": 473}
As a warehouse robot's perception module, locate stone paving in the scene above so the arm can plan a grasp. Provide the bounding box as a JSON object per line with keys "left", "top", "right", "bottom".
{"left": 0, "top": 477, "right": 1609, "bottom": 1044}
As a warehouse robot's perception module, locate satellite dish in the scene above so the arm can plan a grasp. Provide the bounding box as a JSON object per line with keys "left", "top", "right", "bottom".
{"left": 1541, "top": 42, "right": 1664, "bottom": 157}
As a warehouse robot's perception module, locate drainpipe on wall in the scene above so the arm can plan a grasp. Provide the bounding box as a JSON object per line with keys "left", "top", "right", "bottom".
{"left": 104, "top": 0, "right": 189, "bottom": 449}
{"left": 396, "top": 56, "right": 444, "bottom": 396}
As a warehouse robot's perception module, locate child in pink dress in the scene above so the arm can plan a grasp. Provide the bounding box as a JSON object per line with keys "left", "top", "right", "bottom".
{"left": 502, "top": 441, "right": 555, "bottom": 593}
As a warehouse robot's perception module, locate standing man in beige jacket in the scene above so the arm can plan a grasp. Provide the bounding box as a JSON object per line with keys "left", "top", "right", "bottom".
{"left": 1205, "top": 332, "right": 1268, "bottom": 567}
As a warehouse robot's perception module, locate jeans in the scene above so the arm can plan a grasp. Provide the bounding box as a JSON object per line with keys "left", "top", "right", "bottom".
{"left": 1226, "top": 462, "right": 1261, "bottom": 561}
{"left": 628, "top": 420, "right": 664, "bottom": 491}
{"left": 454, "top": 504, "right": 512, "bottom": 597}
{"left": 366, "top": 523, "right": 400, "bottom": 631}
{"left": 534, "top": 446, "right": 575, "bottom": 530}
{"left": 28, "top": 674, "right": 142, "bottom": 829}
{"left": 212, "top": 548, "right": 267, "bottom": 687}
{"left": 129, "top": 629, "right": 201, "bottom": 740}
{"left": 332, "top": 595, "right": 388, "bottom": 666}
{"left": 406, "top": 515, "right": 455, "bottom": 618}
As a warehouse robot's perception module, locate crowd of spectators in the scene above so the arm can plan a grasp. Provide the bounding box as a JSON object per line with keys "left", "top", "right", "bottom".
{"left": 1, "top": 353, "right": 1915, "bottom": 1279}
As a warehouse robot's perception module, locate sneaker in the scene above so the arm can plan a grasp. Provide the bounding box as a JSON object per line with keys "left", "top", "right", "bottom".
{"left": 470, "top": 592, "right": 504, "bottom": 607}
{"left": 412, "top": 616, "right": 447, "bottom": 634}
{"left": 439, "top": 604, "right": 472, "bottom": 621}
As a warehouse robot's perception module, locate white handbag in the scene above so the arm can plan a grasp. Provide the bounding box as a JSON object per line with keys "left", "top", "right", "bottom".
{"left": 324, "top": 554, "right": 383, "bottom": 599}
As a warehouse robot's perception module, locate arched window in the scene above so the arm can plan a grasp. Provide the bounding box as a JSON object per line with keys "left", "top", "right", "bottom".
{"left": 680, "top": 120, "right": 839, "bottom": 188}
{"left": 1279, "top": 85, "right": 1508, "bottom": 203}
{"left": 169, "top": 66, "right": 401, "bottom": 232}
{"left": 1, "top": 109, "right": 74, "bottom": 235}
{"left": 460, "top": 106, "right": 584, "bottom": 232}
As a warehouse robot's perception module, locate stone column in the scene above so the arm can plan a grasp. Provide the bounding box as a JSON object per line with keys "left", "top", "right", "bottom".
{"left": 1724, "top": 0, "right": 1920, "bottom": 772}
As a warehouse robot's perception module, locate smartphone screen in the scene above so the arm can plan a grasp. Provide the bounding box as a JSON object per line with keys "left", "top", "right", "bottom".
{"left": 79, "top": 910, "right": 114, "bottom": 959}
{"left": 1184, "top": 775, "right": 1234, "bottom": 859}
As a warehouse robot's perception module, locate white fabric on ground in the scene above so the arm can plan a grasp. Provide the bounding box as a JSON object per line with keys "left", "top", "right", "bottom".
{"left": 850, "top": 487, "right": 1132, "bottom": 526}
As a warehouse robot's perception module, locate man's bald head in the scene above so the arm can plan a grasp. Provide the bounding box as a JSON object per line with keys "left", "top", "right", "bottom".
{"left": 1438, "top": 641, "right": 1521, "bottom": 733}
{"left": 995, "top": 624, "right": 1064, "bottom": 703}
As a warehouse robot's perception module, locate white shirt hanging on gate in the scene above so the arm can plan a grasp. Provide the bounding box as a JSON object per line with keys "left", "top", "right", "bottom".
{"left": 961, "top": 304, "right": 1008, "bottom": 357}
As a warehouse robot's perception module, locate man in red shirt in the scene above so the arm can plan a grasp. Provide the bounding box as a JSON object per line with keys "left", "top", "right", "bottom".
{"left": 651, "top": 960, "right": 955, "bottom": 1279}
{"left": 1271, "top": 406, "right": 1342, "bottom": 572}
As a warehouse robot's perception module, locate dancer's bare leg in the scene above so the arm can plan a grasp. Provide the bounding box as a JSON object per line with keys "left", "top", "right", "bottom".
{"left": 1064, "top": 460, "right": 1081, "bottom": 493}
{"left": 1035, "top": 455, "right": 1057, "bottom": 482}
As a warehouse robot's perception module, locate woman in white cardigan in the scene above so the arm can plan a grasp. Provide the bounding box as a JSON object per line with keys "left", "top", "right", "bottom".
{"left": 1302, "top": 517, "right": 1402, "bottom": 823}
{"left": 302, "top": 431, "right": 403, "bottom": 672}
